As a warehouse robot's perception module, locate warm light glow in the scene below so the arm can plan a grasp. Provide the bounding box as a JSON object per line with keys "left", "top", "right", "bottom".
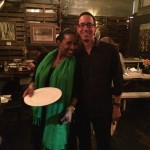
{"left": 0, "top": 0, "right": 5, "bottom": 9}
{"left": 130, "top": 16, "right": 134, "bottom": 19}
{"left": 88, "top": 9, "right": 97, "bottom": 16}
{"left": 45, "top": 9, "right": 55, "bottom": 13}
{"left": 26, "top": 9, "right": 42, "bottom": 13}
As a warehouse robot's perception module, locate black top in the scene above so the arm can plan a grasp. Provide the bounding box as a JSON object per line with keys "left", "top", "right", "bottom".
{"left": 32, "top": 53, "right": 48, "bottom": 82}
{"left": 74, "top": 40, "right": 123, "bottom": 117}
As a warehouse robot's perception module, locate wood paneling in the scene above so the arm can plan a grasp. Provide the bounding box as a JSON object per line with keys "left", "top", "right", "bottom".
{"left": 0, "top": 2, "right": 60, "bottom": 63}
{"left": 0, "top": 7, "right": 26, "bottom": 63}
{"left": 24, "top": 3, "right": 59, "bottom": 46}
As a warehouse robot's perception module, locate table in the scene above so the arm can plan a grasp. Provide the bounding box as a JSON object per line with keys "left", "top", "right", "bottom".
{"left": 124, "top": 58, "right": 143, "bottom": 63}
{"left": 0, "top": 68, "right": 33, "bottom": 84}
{"left": 124, "top": 58, "right": 144, "bottom": 71}
{"left": 123, "top": 72, "right": 150, "bottom": 80}
{"left": 0, "top": 68, "right": 33, "bottom": 116}
{"left": 122, "top": 72, "right": 150, "bottom": 111}
{"left": 0, "top": 68, "right": 33, "bottom": 79}
{"left": 0, "top": 68, "right": 33, "bottom": 99}
{"left": 121, "top": 92, "right": 150, "bottom": 99}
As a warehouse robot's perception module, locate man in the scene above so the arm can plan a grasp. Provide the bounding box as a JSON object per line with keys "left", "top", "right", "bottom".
{"left": 73, "top": 12, "right": 123, "bottom": 150}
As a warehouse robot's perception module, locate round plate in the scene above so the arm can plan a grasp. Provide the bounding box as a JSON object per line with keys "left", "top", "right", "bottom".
{"left": 24, "top": 87, "right": 62, "bottom": 106}
{"left": 1, "top": 97, "right": 9, "bottom": 103}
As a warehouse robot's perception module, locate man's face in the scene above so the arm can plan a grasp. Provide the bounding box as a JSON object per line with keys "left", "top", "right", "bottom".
{"left": 77, "top": 15, "right": 96, "bottom": 41}
{"left": 59, "top": 34, "right": 78, "bottom": 57}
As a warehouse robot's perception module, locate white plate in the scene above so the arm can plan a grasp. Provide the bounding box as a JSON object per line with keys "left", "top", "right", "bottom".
{"left": 24, "top": 87, "right": 62, "bottom": 106}
{"left": 8, "top": 63, "right": 16, "bottom": 66}
{"left": 9, "top": 66, "right": 17, "bottom": 68}
{"left": 8, "top": 63, "right": 17, "bottom": 68}
{"left": 2, "top": 95, "right": 11, "bottom": 98}
{"left": 24, "top": 60, "right": 34, "bottom": 63}
{"left": 13, "top": 59, "right": 21, "bottom": 63}
{"left": 0, "top": 95, "right": 11, "bottom": 103}
{"left": 1, "top": 97, "right": 9, "bottom": 103}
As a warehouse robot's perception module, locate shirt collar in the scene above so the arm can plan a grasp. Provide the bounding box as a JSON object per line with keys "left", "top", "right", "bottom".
{"left": 79, "top": 37, "right": 98, "bottom": 51}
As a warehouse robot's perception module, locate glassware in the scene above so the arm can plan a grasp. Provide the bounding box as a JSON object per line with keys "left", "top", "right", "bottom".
{"left": 4, "top": 61, "right": 8, "bottom": 72}
{"left": 126, "top": 67, "right": 130, "bottom": 74}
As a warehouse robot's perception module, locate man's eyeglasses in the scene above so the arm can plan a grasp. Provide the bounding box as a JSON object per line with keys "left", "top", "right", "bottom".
{"left": 78, "top": 23, "right": 95, "bottom": 28}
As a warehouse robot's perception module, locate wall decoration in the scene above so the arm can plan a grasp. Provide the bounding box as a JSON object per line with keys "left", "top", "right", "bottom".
{"left": 0, "top": 21, "right": 15, "bottom": 41}
{"left": 30, "top": 23, "right": 56, "bottom": 44}
{"left": 139, "top": 23, "right": 150, "bottom": 52}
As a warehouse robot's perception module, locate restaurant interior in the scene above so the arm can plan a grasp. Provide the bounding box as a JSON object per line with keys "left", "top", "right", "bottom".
{"left": 0, "top": 0, "right": 150, "bottom": 150}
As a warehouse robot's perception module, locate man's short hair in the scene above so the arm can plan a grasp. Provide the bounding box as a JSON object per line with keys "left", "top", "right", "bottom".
{"left": 78, "top": 12, "right": 96, "bottom": 25}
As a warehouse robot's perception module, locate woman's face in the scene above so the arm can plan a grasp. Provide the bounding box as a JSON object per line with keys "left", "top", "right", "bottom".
{"left": 59, "top": 34, "right": 78, "bottom": 57}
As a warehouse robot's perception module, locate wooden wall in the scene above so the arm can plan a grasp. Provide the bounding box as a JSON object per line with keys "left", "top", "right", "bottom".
{"left": 0, "top": 2, "right": 132, "bottom": 63}
{"left": 0, "top": 2, "right": 59, "bottom": 64}
{"left": 0, "top": 4, "right": 25, "bottom": 63}
{"left": 96, "top": 16, "right": 131, "bottom": 56}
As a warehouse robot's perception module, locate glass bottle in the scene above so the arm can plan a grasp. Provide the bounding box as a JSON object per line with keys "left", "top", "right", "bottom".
{"left": 4, "top": 61, "right": 8, "bottom": 72}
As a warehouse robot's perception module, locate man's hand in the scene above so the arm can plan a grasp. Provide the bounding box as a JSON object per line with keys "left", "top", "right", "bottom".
{"left": 112, "top": 95, "right": 122, "bottom": 123}
{"left": 112, "top": 105, "right": 121, "bottom": 124}
{"left": 112, "top": 95, "right": 121, "bottom": 103}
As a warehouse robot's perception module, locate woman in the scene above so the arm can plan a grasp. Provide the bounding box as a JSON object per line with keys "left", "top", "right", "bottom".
{"left": 23, "top": 28, "right": 78, "bottom": 150}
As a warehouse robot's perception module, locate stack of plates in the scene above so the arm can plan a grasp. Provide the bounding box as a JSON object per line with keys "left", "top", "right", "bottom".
{"left": 8, "top": 63, "right": 17, "bottom": 68}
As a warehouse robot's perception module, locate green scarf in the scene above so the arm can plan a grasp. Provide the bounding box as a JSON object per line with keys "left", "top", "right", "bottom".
{"left": 32, "top": 49, "right": 75, "bottom": 150}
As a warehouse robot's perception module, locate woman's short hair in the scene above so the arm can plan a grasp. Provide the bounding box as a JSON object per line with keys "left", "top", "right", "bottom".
{"left": 57, "top": 28, "right": 77, "bottom": 42}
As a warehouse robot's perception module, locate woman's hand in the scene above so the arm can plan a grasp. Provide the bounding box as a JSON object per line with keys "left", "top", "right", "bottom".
{"left": 60, "top": 105, "right": 75, "bottom": 124}
{"left": 23, "top": 82, "right": 35, "bottom": 98}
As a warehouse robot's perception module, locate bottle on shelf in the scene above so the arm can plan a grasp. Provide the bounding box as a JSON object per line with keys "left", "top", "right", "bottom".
{"left": 4, "top": 61, "right": 8, "bottom": 72}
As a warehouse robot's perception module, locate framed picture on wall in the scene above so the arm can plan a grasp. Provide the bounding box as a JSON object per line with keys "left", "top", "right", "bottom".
{"left": 30, "top": 23, "right": 56, "bottom": 44}
{"left": 139, "top": 23, "right": 150, "bottom": 52}
{"left": 0, "top": 21, "right": 16, "bottom": 41}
